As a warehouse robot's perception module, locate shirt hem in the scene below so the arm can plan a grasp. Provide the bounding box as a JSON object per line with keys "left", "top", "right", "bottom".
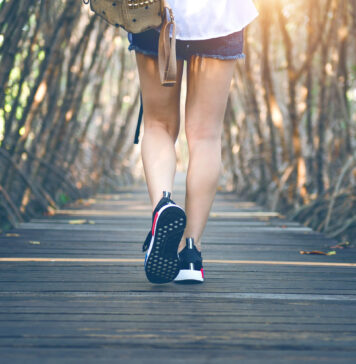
{"left": 169, "top": 12, "right": 259, "bottom": 40}
{"left": 173, "top": 27, "right": 245, "bottom": 41}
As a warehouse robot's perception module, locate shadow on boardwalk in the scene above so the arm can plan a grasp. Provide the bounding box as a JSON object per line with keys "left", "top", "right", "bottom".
{"left": 0, "top": 176, "right": 356, "bottom": 363}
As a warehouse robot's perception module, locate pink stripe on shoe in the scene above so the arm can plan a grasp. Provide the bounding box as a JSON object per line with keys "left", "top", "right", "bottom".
{"left": 152, "top": 212, "right": 159, "bottom": 235}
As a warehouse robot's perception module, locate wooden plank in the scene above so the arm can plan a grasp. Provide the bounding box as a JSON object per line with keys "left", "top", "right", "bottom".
{"left": 0, "top": 183, "right": 356, "bottom": 362}
{"left": 0, "top": 257, "right": 355, "bottom": 267}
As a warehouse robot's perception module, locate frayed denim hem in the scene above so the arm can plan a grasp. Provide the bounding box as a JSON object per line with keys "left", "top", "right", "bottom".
{"left": 128, "top": 45, "right": 187, "bottom": 60}
{"left": 128, "top": 45, "right": 159, "bottom": 57}
{"left": 198, "top": 53, "right": 245, "bottom": 61}
{"left": 128, "top": 45, "right": 245, "bottom": 62}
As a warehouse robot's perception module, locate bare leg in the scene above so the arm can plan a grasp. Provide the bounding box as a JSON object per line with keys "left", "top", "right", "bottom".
{"left": 135, "top": 52, "right": 184, "bottom": 210}
{"left": 179, "top": 56, "right": 237, "bottom": 252}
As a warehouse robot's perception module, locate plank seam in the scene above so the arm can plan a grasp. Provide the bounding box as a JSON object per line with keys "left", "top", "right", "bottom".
{"left": 0, "top": 258, "right": 355, "bottom": 267}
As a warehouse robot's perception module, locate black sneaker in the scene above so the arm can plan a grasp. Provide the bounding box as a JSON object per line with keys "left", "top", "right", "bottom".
{"left": 174, "top": 237, "right": 204, "bottom": 284}
{"left": 142, "top": 191, "right": 186, "bottom": 284}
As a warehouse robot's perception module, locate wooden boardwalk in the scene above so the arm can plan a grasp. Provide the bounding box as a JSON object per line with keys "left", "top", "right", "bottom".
{"left": 1, "top": 177, "right": 356, "bottom": 363}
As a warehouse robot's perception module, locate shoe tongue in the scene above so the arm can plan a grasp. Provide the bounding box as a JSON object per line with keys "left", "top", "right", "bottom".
{"left": 186, "top": 237, "right": 194, "bottom": 249}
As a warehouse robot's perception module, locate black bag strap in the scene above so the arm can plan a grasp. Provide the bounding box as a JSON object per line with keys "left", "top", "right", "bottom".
{"left": 134, "top": 92, "right": 143, "bottom": 144}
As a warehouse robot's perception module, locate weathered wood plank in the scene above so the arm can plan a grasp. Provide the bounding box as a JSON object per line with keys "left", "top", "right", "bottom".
{"left": 0, "top": 182, "right": 355, "bottom": 362}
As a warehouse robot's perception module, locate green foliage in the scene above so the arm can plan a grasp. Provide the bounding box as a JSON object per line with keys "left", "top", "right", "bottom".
{"left": 38, "top": 50, "right": 46, "bottom": 61}
{"left": 0, "top": 109, "right": 4, "bottom": 145}
{"left": 58, "top": 193, "right": 70, "bottom": 206}
{"left": 4, "top": 102, "right": 11, "bottom": 113}
{"left": 350, "top": 65, "right": 356, "bottom": 82}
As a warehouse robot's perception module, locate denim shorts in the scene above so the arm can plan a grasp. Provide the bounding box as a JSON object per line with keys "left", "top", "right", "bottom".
{"left": 127, "top": 28, "right": 245, "bottom": 61}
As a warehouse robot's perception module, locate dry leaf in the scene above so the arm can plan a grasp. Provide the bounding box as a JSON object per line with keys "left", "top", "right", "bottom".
{"left": 300, "top": 250, "right": 327, "bottom": 255}
{"left": 6, "top": 233, "right": 20, "bottom": 237}
{"left": 300, "top": 250, "right": 336, "bottom": 256}
{"left": 69, "top": 219, "right": 87, "bottom": 224}
{"left": 68, "top": 219, "right": 95, "bottom": 225}
{"left": 44, "top": 208, "right": 55, "bottom": 216}
{"left": 331, "top": 241, "right": 350, "bottom": 249}
{"left": 75, "top": 198, "right": 96, "bottom": 207}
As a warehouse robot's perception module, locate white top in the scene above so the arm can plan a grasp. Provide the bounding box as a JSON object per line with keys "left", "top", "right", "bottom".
{"left": 166, "top": 0, "right": 259, "bottom": 40}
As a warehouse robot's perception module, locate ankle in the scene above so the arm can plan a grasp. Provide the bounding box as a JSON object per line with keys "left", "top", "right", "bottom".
{"left": 178, "top": 236, "right": 202, "bottom": 253}
{"left": 152, "top": 190, "right": 173, "bottom": 212}
{"left": 178, "top": 241, "right": 185, "bottom": 253}
{"left": 194, "top": 241, "right": 202, "bottom": 252}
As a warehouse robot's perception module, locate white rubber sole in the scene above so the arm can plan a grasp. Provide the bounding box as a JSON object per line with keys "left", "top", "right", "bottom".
{"left": 174, "top": 269, "right": 204, "bottom": 283}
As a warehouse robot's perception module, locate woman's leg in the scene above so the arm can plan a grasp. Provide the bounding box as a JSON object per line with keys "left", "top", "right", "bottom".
{"left": 135, "top": 52, "right": 184, "bottom": 210}
{"left": 179, "top": 56, "right": 237, "bottom": 252}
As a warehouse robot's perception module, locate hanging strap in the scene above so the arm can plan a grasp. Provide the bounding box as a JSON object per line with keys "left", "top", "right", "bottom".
{"left": 134, "top": 92, "right": 143, "bottom": 144}
{"left": 158, "top": 2, "right": 176, "bottom": 86}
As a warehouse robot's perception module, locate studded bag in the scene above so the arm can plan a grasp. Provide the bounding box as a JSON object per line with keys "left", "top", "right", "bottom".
{"left": 83, "top": 0, "right": 176, "bottom": 86}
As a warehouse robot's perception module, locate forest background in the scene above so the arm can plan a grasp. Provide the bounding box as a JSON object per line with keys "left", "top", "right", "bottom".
{"left": 0, "top": 0, "right": 355, "bottom": 245}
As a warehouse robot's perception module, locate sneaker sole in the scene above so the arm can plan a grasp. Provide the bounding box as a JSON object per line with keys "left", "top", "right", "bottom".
{"left": 174, "top": 269, "right": 204, "bottom": 284}
{"left": 145, "top": 204, "right": 186, "bottom": 284}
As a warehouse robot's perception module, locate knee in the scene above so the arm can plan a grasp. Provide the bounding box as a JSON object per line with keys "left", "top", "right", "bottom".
{"left": 144, "top": 115, "right": 180, "bottom": 142}
{"left": 185, "top": 119, "right": 222, "bottom": 149}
